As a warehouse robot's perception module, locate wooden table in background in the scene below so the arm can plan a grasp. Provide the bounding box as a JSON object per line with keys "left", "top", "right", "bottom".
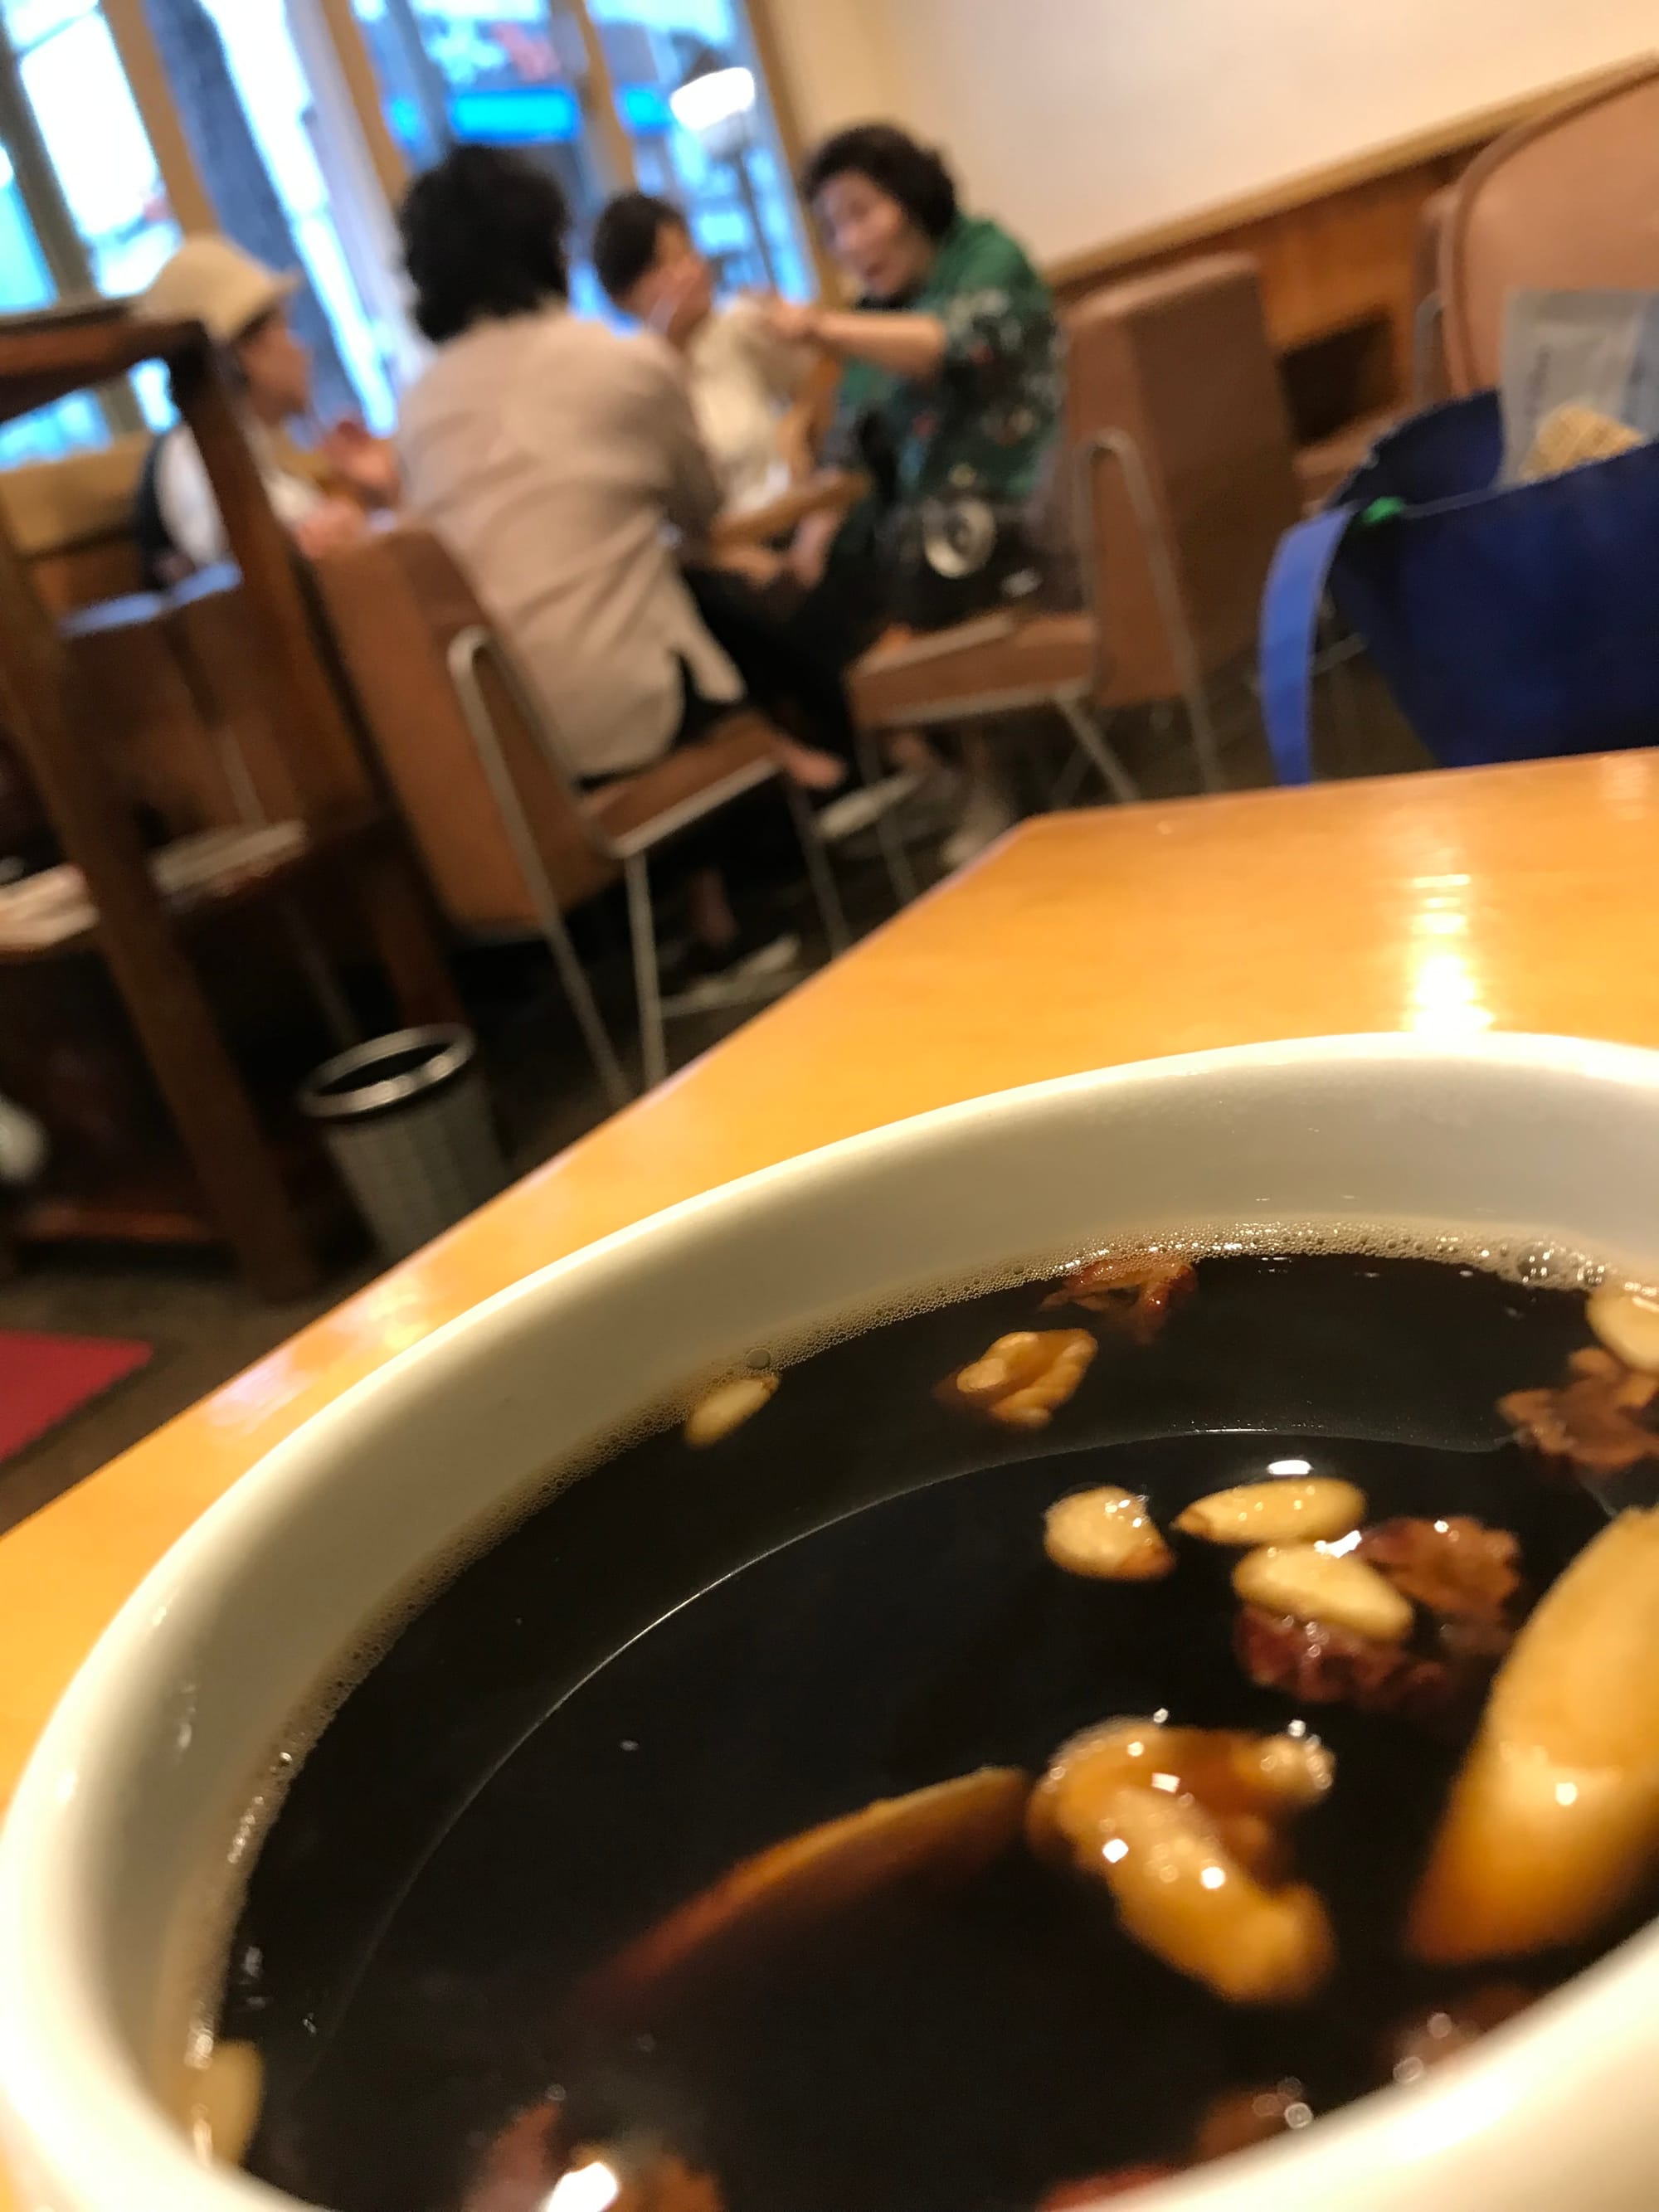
{"left": 4, "top": 749, "right": 1659, "bottom": 1815}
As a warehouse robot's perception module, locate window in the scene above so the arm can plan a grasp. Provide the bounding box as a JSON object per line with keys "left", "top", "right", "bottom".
{"left": 349, "top": 0, "right": 811, "bottom": 318}
{"left": 0, "top": 0, "right": 814, "bottom": 472}
{"left": 0, "top": 0, "right": 177, "bottom": 452}
{"left": 587, "top": 0, "right": 810, "bottom": 300}
{"left": 352, "top": 2, "right": 611, "bottom": 211}
{"left": 0, "top": 140, "right": 107, "bottom": 464}
{"left": 144, "top": 0, "right": 396, "bottom": 426}
{"left": 354, "top": 2, "right": 639, "bottom": 319}
{"left": 5, "top": 0, "right": 178, "bottom": 301}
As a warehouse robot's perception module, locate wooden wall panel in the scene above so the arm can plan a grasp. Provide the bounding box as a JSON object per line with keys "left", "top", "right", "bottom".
{"left": 1053, "top": 148, "right": 1470, "bottom": 427}
{"left": 1045, "top": 61, "right": 1652, "bottom": 428}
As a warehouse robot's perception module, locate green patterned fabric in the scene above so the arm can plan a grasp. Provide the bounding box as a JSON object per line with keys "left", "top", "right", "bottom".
{"left": 829, "top": 214, "right": 1062, "bottom": 511}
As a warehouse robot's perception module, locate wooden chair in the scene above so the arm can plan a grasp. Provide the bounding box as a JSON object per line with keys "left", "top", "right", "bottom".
{"left": 1291, "top": 192, "right": 1455, "bottom": 510}
{"left": 848, "top": 255, "right": 1302, "bottom": 867}
{"left": 0, "top": 302, "right": 458, "bottom": 1296}
{"left": 310, "top": 523, "right": 849, "bottom": 1094}
{"left": 1439, "top": 61, "right": 1659, "bottom": 396}
{"left": 0, "top": 435, "right": 148, "bottom": 615}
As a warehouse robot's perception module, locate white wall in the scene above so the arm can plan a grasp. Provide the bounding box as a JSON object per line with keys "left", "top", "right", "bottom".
{"left": 762, "top": 0, "right": 1657, "bottom": 265}
{"left": 760, "top": 0, "right": 894, "bottom": 148}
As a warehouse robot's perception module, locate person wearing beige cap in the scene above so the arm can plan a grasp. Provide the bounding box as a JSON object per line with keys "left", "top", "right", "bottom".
{"left": 134, "top": 236, "right": 395, "bottom": 579}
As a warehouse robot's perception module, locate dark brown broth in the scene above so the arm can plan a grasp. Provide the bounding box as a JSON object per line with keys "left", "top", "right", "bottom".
{"left": 221, "top": 1253, "right": 1611, "bottom": 2212}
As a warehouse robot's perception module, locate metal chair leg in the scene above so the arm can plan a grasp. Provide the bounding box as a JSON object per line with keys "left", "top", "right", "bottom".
{"left": 625, "top": 852, "right": 667, "bottom": 1090}
{"left": 1057, "top": 697, "right": 1140, "bottom": 807}
{"left": 1047, "top": 744, "right": 1092, "bottom": 811}
{"left": 448, "top": 626, "right": 631, "bottom": 1110}
{"left": 1183, "top": 682, "right": 1227, "bottom": 797}
{"left": 856, "top": 724, "right": 919, "bottom": 906}
{"left": 538, "top": 884, "right": 632, "bottom": 1107}
{"left": 783, "top": 781, "right": 850, "bottom": 955}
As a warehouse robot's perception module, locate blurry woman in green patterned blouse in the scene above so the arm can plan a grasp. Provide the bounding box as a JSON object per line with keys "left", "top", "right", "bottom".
{"left": 762, "top": 124, "right": 1063, "bottom": 628}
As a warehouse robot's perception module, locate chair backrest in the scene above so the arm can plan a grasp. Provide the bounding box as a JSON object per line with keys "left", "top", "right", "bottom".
{"left": 307, "top": 524, "right": 615, "bottom": 935}
{"left": 50, "top": 568, "right": 372, "bottom": 834}
{"left": 57, "top": 590, "right": 265, "bottom": 834}
{"left": 0, "top": 435, "right": 148, "bottom": 615}
{"left": 163, "top": 569, "right": 345, "bottom": 822}
{"left": 1064, "top": 253, "right": 1301, "bottom": 705}
{"left": 1440, "top": 62, "right": 1659, "bottom": 395}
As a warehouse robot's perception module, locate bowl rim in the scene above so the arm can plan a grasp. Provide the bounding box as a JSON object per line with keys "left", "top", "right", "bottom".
{"left": 7, "top": 1028, "right": 1659, "bottom": 2212}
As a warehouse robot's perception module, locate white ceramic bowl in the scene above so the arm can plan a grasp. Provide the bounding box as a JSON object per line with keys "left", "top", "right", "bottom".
{"left": 7, "top": 1034, "right": 1659, "bottom": 2212}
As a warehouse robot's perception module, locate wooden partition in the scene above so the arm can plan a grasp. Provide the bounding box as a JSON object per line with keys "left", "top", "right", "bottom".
{"left": 1045, "top": 60, "right": 1654, "bottom": 466}
{"left": 0, "top": 437, "right": 147, "bottom": 616}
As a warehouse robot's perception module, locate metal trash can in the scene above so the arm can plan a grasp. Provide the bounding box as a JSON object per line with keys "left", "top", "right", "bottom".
{"left": 299, "top": 1025, "right": 506, "bottom": 1263}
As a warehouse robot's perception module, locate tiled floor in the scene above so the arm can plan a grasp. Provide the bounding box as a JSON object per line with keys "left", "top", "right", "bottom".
{"left": 0, "top": 668, "right": 1426, "bottom": 1534}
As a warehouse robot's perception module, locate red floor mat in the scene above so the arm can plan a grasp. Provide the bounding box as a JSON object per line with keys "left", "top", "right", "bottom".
{"left": 0, "top": 1329, "right": 153, "bottom": 1468}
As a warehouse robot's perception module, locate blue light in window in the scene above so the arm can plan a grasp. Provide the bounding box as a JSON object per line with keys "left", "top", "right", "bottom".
{"left": 447, "top": 87, "right": 581, "bottom": 145}
{"left": 617, "top": 84, "right": 672, "bottom": 135}
{"left": 386, "top": 95, "right": 423, "bottom": 150}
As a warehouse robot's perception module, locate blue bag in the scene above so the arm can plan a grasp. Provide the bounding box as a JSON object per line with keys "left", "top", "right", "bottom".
{"left": 1259, "top": 391, "right": 1659, "bottom": 784}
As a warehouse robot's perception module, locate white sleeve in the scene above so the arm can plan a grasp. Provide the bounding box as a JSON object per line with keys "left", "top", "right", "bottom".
{"left": 154, "top": 429, "right": 228, "bottom": 570}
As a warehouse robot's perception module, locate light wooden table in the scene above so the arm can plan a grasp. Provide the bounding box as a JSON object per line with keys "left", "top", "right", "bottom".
{"left": 5, "top": 750, "right": 1659, "bottom": 1821}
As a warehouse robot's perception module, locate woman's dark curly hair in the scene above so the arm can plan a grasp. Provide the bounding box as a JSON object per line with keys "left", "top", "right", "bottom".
{"left": 800, "top": 124, "right": 958, "bottom": 242}
{"left": 401, "top": 144, "right": 571, "bottom": 345}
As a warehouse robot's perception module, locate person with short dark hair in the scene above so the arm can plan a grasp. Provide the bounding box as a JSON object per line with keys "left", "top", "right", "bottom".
{"left": 402, "top": 143, "right": 575, "bottom": 343}
{"left": 590, "top": 189, "right": 683, "bottom": 313}
{"left": 397, "top": 147, "right": 836, "bottom": 995}
{"left": 592, "top": 191, "right": 815, "bottom": 516}
{"left": 800, "top": 123, "right": 961, "bottom": 246}
{"left": 397, "top": 148, "right": 744, "bottom": 786}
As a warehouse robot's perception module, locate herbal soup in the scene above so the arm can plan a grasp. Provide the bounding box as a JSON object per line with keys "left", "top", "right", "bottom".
{"left": 193, "top": 1248, "right": 1659, "bottom": 2212}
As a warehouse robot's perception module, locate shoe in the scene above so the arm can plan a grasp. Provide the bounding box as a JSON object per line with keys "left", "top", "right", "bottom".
{"left": 0, "top": 1091, "right": 46, "bottom": 1187}
{"left": 661, "top": 930, "right": 803, "bottom": 1014}
{"left": 888, "top": 764, "right": 966, "bottom": 844}
{"left": 815, "top": 772, "right": 920, "bottom": 843}
{"left": 939, "top": 775, "right": 1017, "bottom": 872}
{"left": 836, "top": 765, "right": 967, "bottom": 863}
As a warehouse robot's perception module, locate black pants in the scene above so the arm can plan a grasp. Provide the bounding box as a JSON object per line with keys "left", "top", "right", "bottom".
{"left": 684, "top": 565, "right": 868, "bottom": 767}
{"left": 579, "top": 655, "right": 795, "bottom": 900}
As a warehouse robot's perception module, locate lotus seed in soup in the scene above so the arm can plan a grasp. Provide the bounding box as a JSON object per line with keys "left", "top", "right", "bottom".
{"left": 213, "top": 1250, "right": 1659, "bottom": 2212}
